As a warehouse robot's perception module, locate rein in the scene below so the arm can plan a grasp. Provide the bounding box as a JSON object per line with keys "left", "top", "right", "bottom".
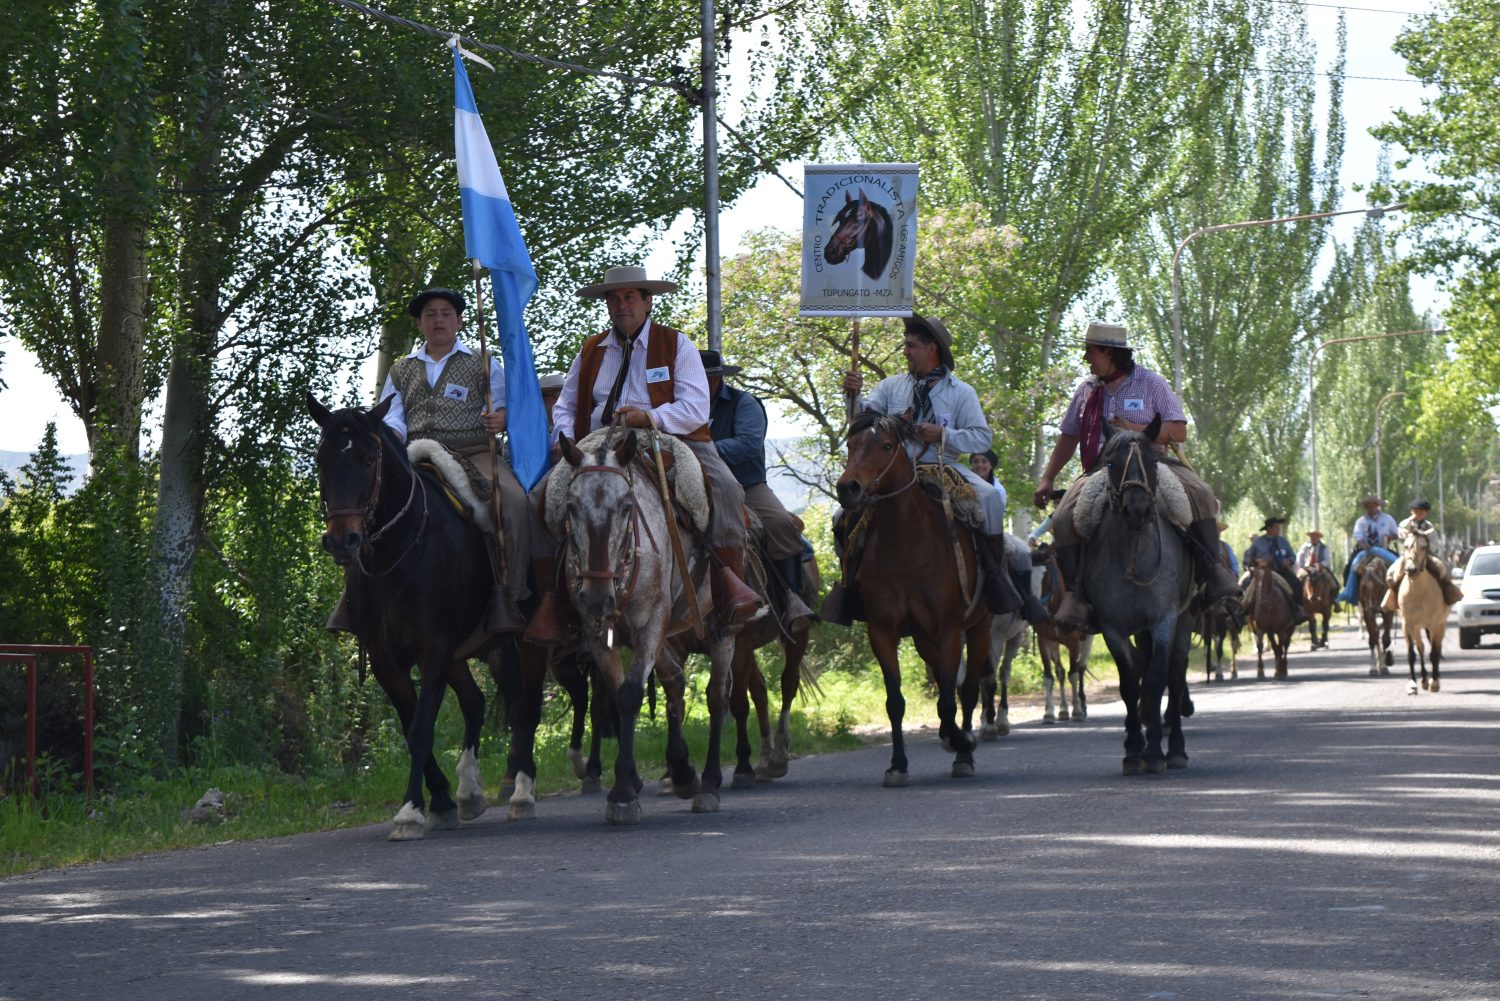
{"left": 1106, "top": 438, "right": 1165, "bottom": 587}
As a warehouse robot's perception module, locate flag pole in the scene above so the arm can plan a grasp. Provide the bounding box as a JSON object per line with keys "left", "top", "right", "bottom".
{"left": 846, "top": 316, "right": 861, "bottom": 423}
{"left": 470, "top": 260, "right": 523, "bottom": 631}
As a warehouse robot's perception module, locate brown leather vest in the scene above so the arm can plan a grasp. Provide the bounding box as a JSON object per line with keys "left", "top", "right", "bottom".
{"left": 573, "top": 322, "right": 711, "bottom": 442}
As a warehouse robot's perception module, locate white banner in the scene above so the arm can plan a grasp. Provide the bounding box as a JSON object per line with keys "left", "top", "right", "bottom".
{"left": 799, "top": 163, "right": 918, "bottom": 317}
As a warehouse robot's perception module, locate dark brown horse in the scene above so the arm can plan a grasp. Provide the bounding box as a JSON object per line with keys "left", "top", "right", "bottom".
{"left": 824, "top": 188, "right": 894, "bottom": 281}
{"left": 834, "top": 411, "right": 990, "bottom": 784}
{"left": 307, "top": 394, "right": 547, "bottom": 839}
{"left": 1357, "top": 554, "right": 1395, "bottom": 677}
{"left": 1300, "top": 566, "right": 1337, "bottom": 650}
{"left": 1245, "top": 560, "right": 1296, "bottom": 680}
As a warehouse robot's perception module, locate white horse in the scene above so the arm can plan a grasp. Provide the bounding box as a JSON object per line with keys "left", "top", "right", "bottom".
{"left": 552, "top": 428, "right": 737, "bottom": 824}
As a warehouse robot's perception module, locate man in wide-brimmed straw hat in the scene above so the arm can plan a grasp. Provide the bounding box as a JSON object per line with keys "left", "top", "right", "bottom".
{"left": 1296, "top": 528, "right": 1339, "bottom": 593}
{"left": 1030, "top": 321, "right": 1241, "bottom": 631}
{"left": 524, "top": 266, "right": 761, "bottom": 645}
{"left": 327, "top": 285, "right": 533, "bottom": 636}
{"left": 700, "top": 349, "right": 816, "bottom": 633}
{"left": 1336, "top": 494, "right": 1400, "bottom": 604}
{"left": 1381, "top": 498, "right": 1464, "bottom": 611}
{"left": 831, "top": 312, "right": 1049, "bottom": 626}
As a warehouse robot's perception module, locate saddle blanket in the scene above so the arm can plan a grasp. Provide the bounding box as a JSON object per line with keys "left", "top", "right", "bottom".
{"left": 1072, "top": 462, "right": 1192, "bottom": 541}
{"left": 543, "top": 427, "right": 709, "bottom": 538}
{"left": 1240, "top": 570, "right": 1294, "bottom": 606}
{"left": 407, "top": 440, "right": 493, "bottom": 532}
{"left": 914, "top": 462, "right": 983, "bottom": 531}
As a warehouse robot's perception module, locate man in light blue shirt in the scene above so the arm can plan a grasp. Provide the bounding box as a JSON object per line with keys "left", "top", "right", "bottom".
{"left": 1336, "top": 496, "right": 1399, "bottom": 604}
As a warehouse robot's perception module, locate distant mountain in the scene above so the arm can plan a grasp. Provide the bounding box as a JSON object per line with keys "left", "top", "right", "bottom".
{"left": 765, "top": 438, "right": 832, "bottom": 514}
{"left": 0, "top": 451, "right": 89, "bottom": 494}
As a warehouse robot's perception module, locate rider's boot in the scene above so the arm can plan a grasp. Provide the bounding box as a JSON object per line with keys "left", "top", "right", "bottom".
{"left": 1050, "top": 543, "right": 1092, "bottom": 632}
{"left": 1430, "top": 556, "right": 1465, "bottom": 605}
{"left": 1186, "top": 518, "right": 1243, "bottom": 604}
{"left": 819, "top": 580, "right": 864, "bottom": 626}
{"left": 325, "top": 588, "right": 353, "bottom": 635}
{"left": 977, "top": 534, "right": 1023, "bottom": 616}
{"left": 773, "top": 555, "right": 817, "bottom": 633}
{"left": 1381, "top": 563, "right": 1404, "bottom": 614}
{"left": 482, "top": 534, "right": 526, "bottom": 635}
{"left": 713, "top": 547, "right": 763, "bottom": 626}
{"left": 522, "top": 557, "right": 572, "bottom": 647}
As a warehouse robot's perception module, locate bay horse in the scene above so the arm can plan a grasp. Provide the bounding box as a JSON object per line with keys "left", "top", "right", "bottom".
{"left": 1395, "top": 531, "right": 1449, "bottom": 694}
{"left": 1032, "top": 544, "right": 1091, "bottom": 724}
{"left": 307, "top": 394, "right": 546, "bottom": 840}
{"left": 1357, "top": 553, "right": 1394, "bottom": 677}
{"left": 554, "top": 427, "right": 732, "bottom": 824}
{"left": 824, "top": 188, "right": 894, "bottom": 281}
{"left": 835, "top": 411, "right": 990, "bottom": 784}
{"left": 1300, "top": 566, "right": 1337, "bottom": 650}
{"left": 1082, "top": 417, "right": 1195, "bottom": 773}
{"left": 1244, "top": 561, "right": 1295, "bottom": 680}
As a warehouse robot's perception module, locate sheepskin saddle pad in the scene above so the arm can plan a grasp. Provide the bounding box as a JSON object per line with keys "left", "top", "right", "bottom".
{"left": 544, "top": 428, "right": 710, "bottom": 539}
{"left": 915, "top": 463, "right": 984, "bottom": 532}
{"left": 407, "top": 440, "right": 493, "bottom": 533}
{"left": 1072, "top": 462, "right": 1192, "bottom": 542}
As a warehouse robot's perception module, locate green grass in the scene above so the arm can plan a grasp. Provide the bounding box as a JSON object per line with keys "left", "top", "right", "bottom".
{"left": 1, "top": 632, "right": 1133, "bottom": 878}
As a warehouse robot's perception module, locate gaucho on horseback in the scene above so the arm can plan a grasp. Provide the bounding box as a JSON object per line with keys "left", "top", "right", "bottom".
{"left": 1244, "top": 517, "right": 1310, "bottom": 626}
{"left": 325, "top": 286, "right": 532, "bottom": 636}
{"left": 1031, "top": 322, "right": 1241, "bottom": 632}
{"left": 826, "top": 313, "right": 1048, "bottom": 625}
{"left": 524, "top": 265, "right": 763, "bottom": 646}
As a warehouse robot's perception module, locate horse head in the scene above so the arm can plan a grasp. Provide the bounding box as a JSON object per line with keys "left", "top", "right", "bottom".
{"left": 825, "top": 190, "right": 894, "bottom": 280}
{"left": 1098, "top": 413, "right": 1163, "bottom": 530}
{"left": 559, "top": 431, "right": 642, "bottom": 624}
{"left": 837, "top": 410, "right": 917, "bottom": 515}
{"left": 307, "top": 392, "right": 398, "bottom": 566}
{"left": 1404, "top": 528, "right": 1432, "bottom": 575}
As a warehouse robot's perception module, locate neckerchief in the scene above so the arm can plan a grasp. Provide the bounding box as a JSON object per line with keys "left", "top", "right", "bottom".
{"left": 1078, "top": 370, "right": 1126, "bottom": 472}
{"left": 911, "top": 365, "right": 947, "bottom": 425}
{"left": 601, "top": 317, "right": 650, "bottom": 420}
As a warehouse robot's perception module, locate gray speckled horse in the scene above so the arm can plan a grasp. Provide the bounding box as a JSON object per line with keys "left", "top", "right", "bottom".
{"left": 1080, "top": 417, "right": 1195, "bottom": 774}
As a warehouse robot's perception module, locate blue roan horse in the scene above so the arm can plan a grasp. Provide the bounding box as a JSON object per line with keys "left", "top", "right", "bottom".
{"left": 307, "top": 394, "right": 548, "bottom": 839}
{"left": 1082, "top": 417, "right": 1196, "bottom": 774}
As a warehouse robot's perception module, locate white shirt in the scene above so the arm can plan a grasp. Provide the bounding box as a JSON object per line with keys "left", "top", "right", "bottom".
{"left": 379, "top": 341, "right": 505, "bottom": 442}
{"left": 551, "top": 318, "right": 710, "bottom": 441}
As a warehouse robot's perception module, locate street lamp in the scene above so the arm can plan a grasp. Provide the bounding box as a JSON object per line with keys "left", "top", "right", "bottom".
{"left": 1307, "top": 328, "right": 1446, "bottom": 533}
{"left": 1171, "top": 202, "right": 1407, "bottom": 395}
{"left": 1371, "top": 390, "right": 1405, "bottom": 503}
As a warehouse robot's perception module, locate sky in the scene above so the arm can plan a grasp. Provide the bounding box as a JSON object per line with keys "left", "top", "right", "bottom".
{"left": 0, "top": 0, "right": 1442, "bottom": 457}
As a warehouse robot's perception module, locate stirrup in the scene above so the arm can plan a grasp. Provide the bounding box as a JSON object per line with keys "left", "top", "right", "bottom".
{"left": 523, "top": 592, "right": 571, "bottom": 647}
{"left": 1055, "top": 593, "right": 1091, "bottom": 631}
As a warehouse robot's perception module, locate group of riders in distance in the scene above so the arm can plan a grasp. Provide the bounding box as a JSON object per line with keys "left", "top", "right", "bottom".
{"left": 308, "top": 264, "right": 1468, "bottom": 838}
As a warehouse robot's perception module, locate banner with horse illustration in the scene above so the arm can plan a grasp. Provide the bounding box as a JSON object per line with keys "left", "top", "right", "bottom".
{"left": 799, "top": 163, "right": 918, "bottom": 317}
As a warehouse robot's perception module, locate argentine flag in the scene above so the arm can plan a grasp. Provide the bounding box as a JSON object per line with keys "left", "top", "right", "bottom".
{"left": 453, "top": 46, "right": 548, "bottom": 491}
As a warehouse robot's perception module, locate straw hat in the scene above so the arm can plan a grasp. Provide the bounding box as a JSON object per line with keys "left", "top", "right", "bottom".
{"left": 1360, "top": 495, "right": 1385, "bottom": 508}
{"left": 1306, "top": 529, "right": 1323, "bottom": 540}
{"left": 575, "top": 265, "right": 679, "bottom": 299}
{"left": 1083, "top": 322, "right": 1130, "bottom": 350}
{"left": 538, "top": 372, "right": 565, "bottom": 392}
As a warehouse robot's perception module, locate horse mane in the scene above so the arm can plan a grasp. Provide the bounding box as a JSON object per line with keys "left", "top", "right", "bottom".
{"left": 847, "top": 409, "right": 917, "bottom": 444}
{"left": 860, "top": 203, "right": 893, "bottom": 280}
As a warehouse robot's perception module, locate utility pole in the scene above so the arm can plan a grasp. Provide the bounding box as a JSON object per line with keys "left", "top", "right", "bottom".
{"left": 701, "top": 0, "right": 722, "bottom": 353}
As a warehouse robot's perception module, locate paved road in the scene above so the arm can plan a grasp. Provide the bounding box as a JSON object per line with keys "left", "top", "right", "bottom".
{"left": 4, "top": 620, "right": 1498, "bottom": 1001}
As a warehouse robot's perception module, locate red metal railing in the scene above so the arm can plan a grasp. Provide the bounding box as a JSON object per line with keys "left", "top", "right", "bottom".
{"left": 0, "top": 644, "right": 94, "bottom": 797}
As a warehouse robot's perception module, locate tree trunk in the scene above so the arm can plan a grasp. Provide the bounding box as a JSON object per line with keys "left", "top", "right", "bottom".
{"left": 96, "top": 213, "right": 149, "bottom": 459}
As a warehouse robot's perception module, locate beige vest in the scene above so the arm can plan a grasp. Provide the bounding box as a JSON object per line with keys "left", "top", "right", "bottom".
{"left": 389, "top": 351, "right": 489, "bottom": 450}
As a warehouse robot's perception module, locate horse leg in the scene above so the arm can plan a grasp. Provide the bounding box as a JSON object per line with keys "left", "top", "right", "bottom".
{"left": 656, "top": 652, "right": 698, "bottom": 800}
{"left": 369, "top": 655, "right": 434, "bottom": 839}
{"left": 551, "top": 653, "right": 591, "bottom": 782}
{"left": 868, "top": 623, "right": 908, "bottom": 786}
{"left": 769, "top": 632, "right": 807, "bottom": 778}
{"left": 499, "top": 641, "right": 548, "bottom": 821}
{"left": 1382, "top": 613, "right": 1394, "bottom": 673}
{"left": 447, "top": 658, "right": 489, "bottom": 822}
{"left": 747, "top": 648, "right": 774, "bottom": 783}
{"left": 1429, "top": 627, "right": 1442, "bottom": 693}
{"left": 1275, "top": 629, "right": 1289, "bottom": 681}
{"left": 979, "top": 657, "right": 998, "bottom": 741}
{"left": 1406, "top": 632, "right": 1421, "bottom": 694}
{"left": 580, "top": 665, "right": 608, "bottom": 795}
{"left": 1040, "top": 640, "right": 1058, "bottom": 724}
{"left": 1138, "top": 626, "right": 1172, "bottom": 773}
{"left": 1099, "top": 625, "right": 1146, "bottom": 775}
{"left": 1255, "top": 628, "right": 1267, "bottom": 680}
{"left": 693, "top": 633, "right": 736, "bottom": 813}
{"left": 958, "top": 620, "right": 987, "bottom": 751}
{"left": 1070, "top": 635, "right": 1089, "bottom": 721}
{"left": 729, "top": 642, "right": 756, "bottom": 789}
{"left": 590, "top": 642, "right": 644, "bottom": 826}
{"left": 390, "top": 660, "right": 453, "bottom": 840}
{"left": 998, "top": 638, "right": 1017, "bottom": 734}
{"left": 916, "top": 631, "right": 974, "bottom": 778}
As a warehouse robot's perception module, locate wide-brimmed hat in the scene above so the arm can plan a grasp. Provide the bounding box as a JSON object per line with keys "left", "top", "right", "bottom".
{"left": 576, "top": 265, "right": 679, "bottom": 299}
{"left": 1409, "top": 498, "right": 1432, "bottom": 511}
{"left": 538, "top": 372, "right": 565, "bottom": 392}
{"left": 1261, "top": 517, "right": 1286, "bottom": 531}
{"left": 903, "top": 313, "right": 956, "bottom": 370}
{"left": 1306, "top": 529, "right": 1323, "bottom": 539}
{"left": 1360, "top": 495, "right": 1385, "bottom": 507}
{"left": 698, "top": 350, "right": 742, "bottom": 377}
{"left": 1083, "top": 322, "right": 1130, "bottom": 350}
{"left": 408, "top": 287, "right": 466, "bottom": 318}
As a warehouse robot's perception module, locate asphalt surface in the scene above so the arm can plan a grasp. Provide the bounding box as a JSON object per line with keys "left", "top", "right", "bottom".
{"left": 3, "top": 617, "right": 1498, "bottom": 1001}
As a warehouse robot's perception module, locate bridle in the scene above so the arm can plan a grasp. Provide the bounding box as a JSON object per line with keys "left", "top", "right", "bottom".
{"left": 1104, "top": 437, "right": 1165, "bottom": 586}
{"left": 856, "top": 420, "right": 919, "bottom": 503}
{"left": 319, "top": 425, "right": 428, "bottom": 577}
{"left": 563, "top": 457, "right": 646, "bottom": 621}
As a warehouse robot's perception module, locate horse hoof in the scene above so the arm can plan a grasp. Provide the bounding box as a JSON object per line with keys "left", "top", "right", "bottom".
{"left": 731, "top": 771, "right": 756, "bottom": 790}
{"left": 1369, "top": 666, "right": 1381, "bottom": 677}
{"left": 951, "top": 761, "right": 975, "bottom": 778}
{"left": 657, "top": 776, "right": 676, "bottom": 797}
{"left": 1122, "top": 757, "right": 1144, "bottom": 776}
{"left": 388, "top": 803, "right": 427, "bottom": 841}
{"left": 498, "top": 779, "right": 515, "bottom": 803}
{"left": 579, "top": 775, "right": 603, "bottom": 795}
{"left": 766, "top": 755, "right": 789, "bottom": 779}
{"left": 1407, "top": 682, "right": 1419, "bottom": 695}
{"left": 939, "top": 737, "right": 954, "bottom": 753}
{"left": 980, "top": 723, "right": 998, "bottom": 741}
{"left": 1379, "top": 666, "right": 1390, "bottom": 676}
{"left": 672, "top": 774, "right": 700, "bottom": 800}
{"left": 691, "top": 792, "right": 721, "bottom": 814}
{"left": 1430, "top": 680, "right": 1440, "bottom": 693}
{"left": 1144, "top": 757, "right": 1167, "bottom": 774}
{"left": 567, "top": 748, "right": 588, "bottom": 780}
{"left": 507, "top": 799, "right": 535, "bottom": 822}
{"left": 1422, "top": 679, "right": 1431, "bottom": 691}
{"left": 1166, "top": 753, "right": 1189, "bottom": 770}
{"left": 457, "top": 793, "right": 488, "bottom": 822}
{"left": 883, "top": 769, "right": 908, "bottom": 788}
{"left": 1385, "top": 651, "right": 1394, "bottom": 667}
{"left": 605, "top": 799, "right": 641, "bottom": 826}
{"left": 425, "top": 807, "right": 459, "bottom": 832}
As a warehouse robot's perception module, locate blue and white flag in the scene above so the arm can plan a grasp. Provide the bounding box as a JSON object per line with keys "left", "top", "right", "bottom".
{"left": 452, "top": 44, "right": 548, "bottom": 491}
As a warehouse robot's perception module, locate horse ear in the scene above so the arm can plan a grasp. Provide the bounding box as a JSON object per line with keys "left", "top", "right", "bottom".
{"left": 369, "top": 394, "right": 394, "bottom": 423}
{"left": 560, "top": 435, "right": 583, "bottom": 467}
{"left": 1144, "top": 412, "right": 1162, "bottom": 443}
{"left": 306, "top": 392, "right": 333, "bottom": 429}
{"left": 858, "top": 187, "right": 870, "bottom": 207}
{"left": 844, "top": 190, "right": 854, "bottom": 206}
{"left": 614, "top": 430, "right": 638, "bottom": 466}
